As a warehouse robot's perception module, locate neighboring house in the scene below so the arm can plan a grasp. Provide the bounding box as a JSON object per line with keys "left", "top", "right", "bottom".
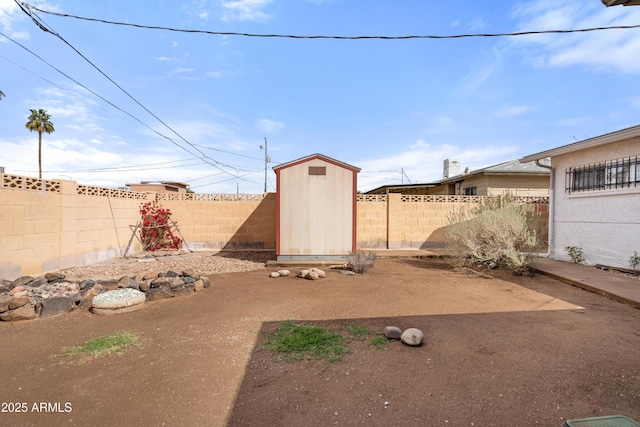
{"left": 520, "top": 125, "right": 640, "bottom": 269}
{"left": 126, "top": 181, "right": 189, "bottom": 193}
{"left": 366, "top": 159, "right": 550, "bottom": 196}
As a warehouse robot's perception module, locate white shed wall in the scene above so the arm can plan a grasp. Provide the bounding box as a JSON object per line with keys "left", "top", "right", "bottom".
{"left": 551, "top": 138, "right": 640, "bottom": 268}
{"left": 278, "top": 158, "right": 354, "bottom": 256}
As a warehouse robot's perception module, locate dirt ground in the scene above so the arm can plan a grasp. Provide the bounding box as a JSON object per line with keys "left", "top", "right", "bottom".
{"left": 0, "top": 255, "right": 639, "bottom": 427}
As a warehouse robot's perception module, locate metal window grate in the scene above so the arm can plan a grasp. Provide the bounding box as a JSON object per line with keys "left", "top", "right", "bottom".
{"left": 309, "top": 166, "right": 326, "bottom": 176}
{"left": 566, "top": 155, "right": 639, "bottom": 193}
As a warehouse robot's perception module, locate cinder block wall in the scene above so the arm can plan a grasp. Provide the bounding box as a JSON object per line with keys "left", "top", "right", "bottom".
{"left": 158, "top": 193, "right": 277, "bottom": 250}
{"left": 1, "top": 173, "right": 549, "bottom": 280}
{"left": 0, "top": 176, "right": 150, "bottom": 280}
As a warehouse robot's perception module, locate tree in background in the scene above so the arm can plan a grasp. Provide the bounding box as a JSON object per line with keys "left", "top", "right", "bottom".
{"left": 25, "top": 109, "right": 55, "bottom": 179}
{"left": 0, "top": 90, "right": 5, "bottom": 100}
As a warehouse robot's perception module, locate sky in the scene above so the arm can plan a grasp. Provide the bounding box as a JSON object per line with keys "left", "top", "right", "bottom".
{"left": 1, "top": 0, "right": 640, "bottom": 194}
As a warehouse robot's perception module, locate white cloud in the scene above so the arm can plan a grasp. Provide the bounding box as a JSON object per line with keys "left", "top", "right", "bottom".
{"left": 494, "top": 104, "right": 536, "bottom": 118}
{"left": 456, "top": 47, "right": 505, "bottom": 95}
{"left": 357, "top": 140, "right": 518, "bottom": 191}
{"left": 255, "top": 118, "right": 284, "bottom": 133}
{"left": 511, "top": 0, "right": 640, "bottom": 73}
{"left": 221, "top": 0, "right": 272, "bottom": 22}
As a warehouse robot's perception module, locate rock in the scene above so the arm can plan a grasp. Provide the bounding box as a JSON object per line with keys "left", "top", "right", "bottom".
{"left": 12, "top": 291, "right": 27, "bottom": 299}
{"left": 8, "top": 297, "right": 30, "bottom": 310}
{"left": 79, "top": 279, "right": 95, "bottom": 290}
{"left": 118, "top": 276, "right": 131, "bottom": 287}
{"left": 171, "top": 286, "right": 191, "bottom": 297}
{"left": 193, "top": 279, "right": 205, "bottom": 292}
{"left": 0, "top": 295, "right": 12, "bottom": 313}
{"left": 201, "top": 277, "right": 211, "bottom": 288}
{"left": 0, "top": 304, "right": 37, "bottom": 321}
{"left": 41, "top": 297, "right": 76, "bottom": 318}
{"left": 182, "top": 269, "right": 196, "bottom": 278}
{"left": 306, "top": 271, "right": 319, "bottom": 280}
{"left": 278, "top": 270, "right": 290, "bottom": 277}
{"left": 183, "top": 277, "right": 196, "bottom": 284}
{"left": 146, "top": 286, "right": 173, "bottom": 301}
{"left": 11, "top": 276, "right": 33, "bottom": 288}
{"left": 169, "top": 278, "right": 185, "bottom": 289}
{"left": 45, "top": 272, "right": 66, "bottom": 281}
{"left": 384, "top": 326, "right": 403, "bottom": 340}
{"left": 139, "top": 282, "right": 151, "bottom": 292}
{"left": 340, "top": 270, "right": 356, "bottom": 275}
{"left": 269, "top": 272, "right": 280, "bottom": 278}
{"left": 297, "top": 270, "right": 309, "bottom": 278}
{"left": 165, "top": 270, "right": 179, "bottom": 278}
{"left": 310, "top": 268, "right": 326, "bottom": 278}
{"left": 151, "top": 277, "right": 170, "bottom": 288}
{"left": 9, "top": 286, "right": 25, "bottom": 296}
{"left": 489, "top": 262, "right": 498, "bottom": 269}
{"left": 29, "top": 278, "right": 48, "bottom": 288}
{"left": 92, "top": 289, "right": 147, "bottom": 309}
{"left": 401, "top": 328, "right": 424, "bottom": 346}
{"left": 93, "top": 284, "right": 108, "bottom": 294}
{"left": 143, "top": 272, "right": 160, "bottom": 281}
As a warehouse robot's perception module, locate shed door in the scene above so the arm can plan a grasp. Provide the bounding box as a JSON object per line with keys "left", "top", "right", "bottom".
{"left": 279, "top": 160, "right": 354, "bottom": 256}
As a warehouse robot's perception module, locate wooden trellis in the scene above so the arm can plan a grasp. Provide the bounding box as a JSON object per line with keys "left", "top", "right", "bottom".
{"left": 123, "top": 217, "right": 190, "bottom": 257}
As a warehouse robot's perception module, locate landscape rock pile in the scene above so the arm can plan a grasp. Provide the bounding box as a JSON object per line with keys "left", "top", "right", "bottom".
{"left": 0, "top": 269, "right": 210, "bottom": 322}
{"left": 384, "top": 326, "right": 425, "bottom": 346}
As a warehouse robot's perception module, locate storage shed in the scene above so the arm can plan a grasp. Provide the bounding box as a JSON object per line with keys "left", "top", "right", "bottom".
{"left": 273, "top": 154, "right": 360, "bottom": 261}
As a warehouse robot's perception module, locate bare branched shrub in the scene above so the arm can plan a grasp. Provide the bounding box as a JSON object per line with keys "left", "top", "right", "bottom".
{"left": 444, "top": 194, "right": 542, "bottom": 271}
{"left": 345, "top": 250, "right": 377, "bottom": 274}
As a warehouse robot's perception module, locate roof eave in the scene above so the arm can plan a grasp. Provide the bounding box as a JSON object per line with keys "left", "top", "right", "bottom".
{"left": 520, "top": 124, "right": 640, "bottom": 163}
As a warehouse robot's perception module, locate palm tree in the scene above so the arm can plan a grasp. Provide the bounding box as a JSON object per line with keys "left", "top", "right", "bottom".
{"left": 25, "top": 109, "right": 55, "bottom": 179}
{"left": 0, "top": 90, "right": 5, "bottom": 100}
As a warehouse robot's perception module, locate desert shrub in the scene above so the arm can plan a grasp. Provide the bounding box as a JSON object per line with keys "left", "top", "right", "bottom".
{"left": 630, "top": 251, "right": 640, "bottom": 274}
{"left": 565, "top": 246, "right": 584, "bottom": 264}
{"left": 345, "top": 250, "right": 377, "bottom": 274}
{"left": 445, "top": 194, "right": 542, "bottom": 270}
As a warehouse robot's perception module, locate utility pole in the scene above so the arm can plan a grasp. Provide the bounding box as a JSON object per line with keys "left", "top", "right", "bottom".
{"left": 260, "top": 137, "right": 270, "bottom": 193}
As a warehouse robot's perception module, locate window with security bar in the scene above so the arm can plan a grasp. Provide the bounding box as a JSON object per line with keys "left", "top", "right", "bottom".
{"left": 565, "top": 155, "right": 639, "bottom": 193}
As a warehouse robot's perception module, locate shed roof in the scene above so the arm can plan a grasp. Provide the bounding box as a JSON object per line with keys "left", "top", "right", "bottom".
{"left": 273, "top": 153, "right": 361, "bottom": 172}
{"left": 520, "top": 123, "right": 640, "bottom": 163}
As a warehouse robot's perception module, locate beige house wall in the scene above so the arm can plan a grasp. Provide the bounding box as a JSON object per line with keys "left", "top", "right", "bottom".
{"left": 1, "top": 173, "right": 549, "bottom": 280}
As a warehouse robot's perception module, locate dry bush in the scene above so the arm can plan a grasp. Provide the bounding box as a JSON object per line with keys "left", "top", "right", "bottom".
{"left": 445, "top": 194, "right": 542, "bottom": 271}
{"left": 345, "top": 250, "right": 377, "bottom": 274}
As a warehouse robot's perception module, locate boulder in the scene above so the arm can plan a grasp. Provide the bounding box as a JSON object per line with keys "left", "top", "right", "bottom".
{"left": 11, "top": 276, "right": 34, "bottom": 288}
{"left": 384, "top": 326, "right": 403, "bottom": 340}
{"left": 297, "top": 269, "right": 309, "bottom": 278}
{"left": 118, "top": 276, "right": 131, "bottom": 288}
{"left": 0, "top": 295, "right": 12, "bottom": 313}
{"left": 278, "top": 270, "right": 290, "bottom": 277}
{"left": 29, "top": 278, "right": 48, "bottom": 288}
{"left": 306, "top": 271, "right": 319, "bottom": 280}
{"left": 183, "top": 277, "right": 196, "bottom": 284}
{"left": 310, "top": 268, "right": 326, "bottom": 278}
{"left": 79, "top": 279, "right": 95, "bottom": 291}
{"left": 9, "top": 286, "right": 25, "bottom": 296}
{"left": 45, "top": 272, "right": 66, "bottom": 281}
{"left": 92, "top": 304, "right": 146, "bottom": 316}
{"left": 269, "top": 272, "right": 280, "bottom": 278}
{"left": 169, "top": 278, "right": 185, "bottom": 289}
{"left": 146, "top": 286, "right": 173, "bottom": 301}
{"left": 165, "top": 270, "right": 179, "bottom": 278}
{"left": 0, "top": 304, "right": 37, "bottom": 321}
{"left": 401, "top": 328, "right": 424, "bottom": 346}
{"left": 151, "top": 277, "right": 170, "bottom": 288}
{"left": 143, "top": 272, "right": 159, "bottom": 281}
{"left": 139, "top": 281, "right": 151, "bottom": 292}
{"left": 201, "top": 277, "right": 211, "bottom": 288}
{"left": 182, "top": 269, "right": 196, "bottom": 278}
{"left": 92, "top": 289, "right": 147, "bottom": 309}
{"left": 193, "top": 279, "right": 205, "bottom": 292}
{"left": 8, "top": 297, "right": 30, "bottom": 310}
{"left": 41, "top": 297, "right": 76, "bottom": 318}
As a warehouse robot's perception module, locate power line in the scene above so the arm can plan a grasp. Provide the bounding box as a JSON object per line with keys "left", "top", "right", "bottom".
{"left": 21, "top": 1, "right": 640, "bottom": 40}
{"left": 12, "top": 2, "right": 256, "bottom": 185}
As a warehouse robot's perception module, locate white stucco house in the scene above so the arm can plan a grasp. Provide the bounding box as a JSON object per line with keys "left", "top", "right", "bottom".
{"left": 520, "top": 125, "right": 640, "bottom": 269}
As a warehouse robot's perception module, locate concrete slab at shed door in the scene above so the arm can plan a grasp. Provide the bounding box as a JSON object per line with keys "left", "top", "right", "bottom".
{"left": 274, "top": 154, "right": 360, "bottom": 261}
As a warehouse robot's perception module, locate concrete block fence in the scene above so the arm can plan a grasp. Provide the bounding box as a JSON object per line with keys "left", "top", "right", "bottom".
{"left": 0, "top": 173, "right": 549, "bottom": 280}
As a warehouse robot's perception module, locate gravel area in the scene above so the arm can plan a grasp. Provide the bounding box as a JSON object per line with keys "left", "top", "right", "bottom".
{"left": 61, "top": 251, "right": 271, "bottom": 281}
